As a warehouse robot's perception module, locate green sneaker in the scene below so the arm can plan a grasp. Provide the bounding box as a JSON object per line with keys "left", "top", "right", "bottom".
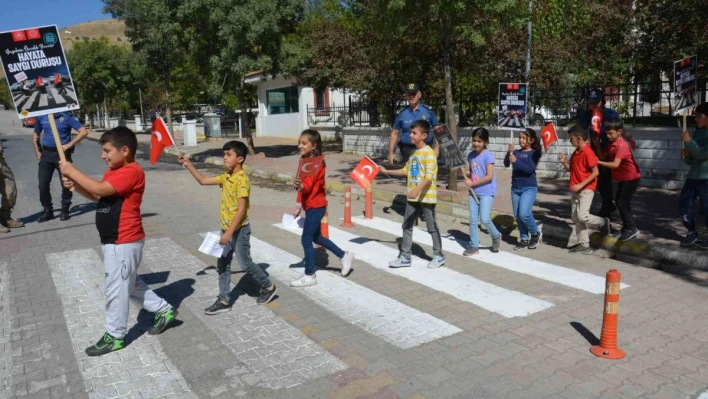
{"left": 85, "top": 332, "right": 125, "bottom": 357}
{"left": 148, "top": 308, "right": 178, "bottom": 335}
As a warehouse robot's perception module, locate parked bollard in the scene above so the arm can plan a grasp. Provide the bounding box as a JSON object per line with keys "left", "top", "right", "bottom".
{"left": 341, "top": 186, "right": 354, "bottom": 228}
{"left": 590, "top": 269, "right": 626, "bottom": 360}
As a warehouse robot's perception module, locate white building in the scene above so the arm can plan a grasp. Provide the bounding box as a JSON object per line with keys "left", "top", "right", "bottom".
{"left": 244, "top": 71, "right": 358, "bottom": 138}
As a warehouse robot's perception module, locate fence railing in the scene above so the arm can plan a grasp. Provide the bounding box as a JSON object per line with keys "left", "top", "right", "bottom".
{"left": 308, "top": 80, "right": 707, "bottom": 128}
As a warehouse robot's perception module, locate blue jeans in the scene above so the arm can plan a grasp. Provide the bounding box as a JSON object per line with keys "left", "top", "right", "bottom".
{"left": 468, "top": 195, "right": 501, "bottom": 248}
{"left": 302, "top": 206, "right": 345, "bottom": 276}
{"left": 218, "top": 224, "right": 271, "bottom": 303}
{"left": 679, "top": 179, "right": 708, "bottom": 233}
{"left": 511, "top": 186, "right": 539, "bottom": 240}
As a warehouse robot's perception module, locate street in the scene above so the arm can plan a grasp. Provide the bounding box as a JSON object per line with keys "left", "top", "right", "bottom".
{"left": 1, "top": 110, "right": 708, "bottom": 399}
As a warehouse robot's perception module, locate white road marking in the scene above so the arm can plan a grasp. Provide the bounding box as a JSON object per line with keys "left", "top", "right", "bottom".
{"left": 142, "top": 238, "right": 346, "bottom": 390}
{"left": 350, "top": 216, "right": 629, "bottom": 294}
{"left": 274, "top": 224, "right": 553, "bottom": 318}
{"left": 45, "top": 249, "right": 197, "bottom": 399}
{"left": 243, "top": 234, "right": 463, "bottom": 349}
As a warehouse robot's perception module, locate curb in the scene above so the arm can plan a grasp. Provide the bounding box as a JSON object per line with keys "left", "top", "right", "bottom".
{"left": 86, "top": 133, "right": 707, "bottom": 277}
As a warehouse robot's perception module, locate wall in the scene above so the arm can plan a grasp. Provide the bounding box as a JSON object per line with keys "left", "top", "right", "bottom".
{"left": 343, "top": 126, "right": 688, "bottom": 189}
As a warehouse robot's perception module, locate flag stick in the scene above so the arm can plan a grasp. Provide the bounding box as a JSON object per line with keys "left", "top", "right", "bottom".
{"left": 48, "top": 114, "right": 74, "bottom": 191}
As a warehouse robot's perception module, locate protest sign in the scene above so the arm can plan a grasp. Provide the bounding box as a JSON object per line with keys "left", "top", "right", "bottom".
{"left": 0, "top": 25, "right": 79, "bottom": 119}
{"left": 673, "top": 55, "right": 697, "bottom": 115}
{"left": 498, "top": 83, "right": 527, "bottom": 131}
{"left": 432, "top": 125, "right": 466, "bottom": 169}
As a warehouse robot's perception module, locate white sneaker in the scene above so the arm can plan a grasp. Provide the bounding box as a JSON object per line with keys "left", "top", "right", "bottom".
{"left": 340, "top": 252, "right": 354, "bottom": 277}
{"left": 290, "top": 274, "right": 317, "bottom": 287}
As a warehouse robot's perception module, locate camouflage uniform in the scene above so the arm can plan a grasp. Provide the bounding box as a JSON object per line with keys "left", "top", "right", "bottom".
{"left": 0, "top": 140, "right": 23, "bottom": 232}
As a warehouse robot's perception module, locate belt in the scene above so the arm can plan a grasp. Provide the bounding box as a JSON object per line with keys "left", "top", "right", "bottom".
{"left": 42, "top": 146, "right": 72, "bottom": 153}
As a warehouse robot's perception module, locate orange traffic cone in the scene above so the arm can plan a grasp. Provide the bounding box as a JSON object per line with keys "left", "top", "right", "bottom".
{"left": 316, "top": 212, "right": 329, "bottom": 249}
{"left": 590, "top": 269, "right": 625, "bottom": 360}
{"left": 341, "top": 186, "right": 354, "bottom": 228}
{"left": 364, "top": 185, "right": 373, "bottom": 219}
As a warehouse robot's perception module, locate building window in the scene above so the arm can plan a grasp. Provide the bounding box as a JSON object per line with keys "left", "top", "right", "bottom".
{"left": 314, "top": 87, "right": 330, "bottom": 116}
{"left": 267, "top": 86, "right": 299, "bottom": 115}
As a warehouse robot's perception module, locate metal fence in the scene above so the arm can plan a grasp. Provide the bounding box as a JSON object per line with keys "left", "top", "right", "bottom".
{"left": 307, "top": 80, "right": 707, "bottom": 128}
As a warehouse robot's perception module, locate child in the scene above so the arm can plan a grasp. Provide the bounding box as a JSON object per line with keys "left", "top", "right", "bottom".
{"left": 463, "top": 128, "right": 502, "bottom": 255}
{"left": 291, "top": 129, "right": 354, "bottom": 286}
{"left": 59, "top": 127, "right": 177, "bottom": 356}
{"left": 596, "top": 118, "right": 642, "bottom": 241}
{"left": 504, "top": 128, "right": 542, "bottom": 250}
{"left": 379, "top": 121, "right": 445, "bottom": 269}
{"left": 558, "top": 124, "right": 611, "bottom": 254}
{"left": 178, "top": 141, "right": 277, "bottom": 313}
{"left": 679, "top": 102, "right": 708, "bottom": 247}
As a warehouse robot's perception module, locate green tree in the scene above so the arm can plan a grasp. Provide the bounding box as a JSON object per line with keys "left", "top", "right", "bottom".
{"left": 103, "top": 0, "right": 188, "bottom": 133}
{"left": 180, "top": 0, "right": 304, "bottom": 153}
{"left": 0, "top": 79, "right": 11, "bottom": 110}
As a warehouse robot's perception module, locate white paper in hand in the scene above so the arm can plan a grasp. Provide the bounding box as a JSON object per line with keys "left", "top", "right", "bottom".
{"left": 198, "top": 232, "right": 226, "bottom": 257}
{"left": 282, "top": 213, "right": 304, "bottom": 229}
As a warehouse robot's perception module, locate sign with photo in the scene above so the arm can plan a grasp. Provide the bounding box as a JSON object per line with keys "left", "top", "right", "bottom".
{"left": 498, "top": 83, "right": 527, "bottom": 131}
{"left": 432, "top": 124, "right": 466, "bottom": 169}
{"left": 0, "top": 25, "right": 79, "bottom": 119}
{"left": 673, "top": 55, "right": 698, "bottom": 114}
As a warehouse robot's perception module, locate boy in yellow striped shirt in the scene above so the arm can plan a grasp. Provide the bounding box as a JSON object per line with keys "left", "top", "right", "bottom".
{"left": 380, "top": 120, "right": 445, "bottom": 269}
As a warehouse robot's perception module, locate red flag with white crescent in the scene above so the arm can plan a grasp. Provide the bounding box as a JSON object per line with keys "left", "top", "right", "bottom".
{"left": 150, "top": 117, "right": 177, "bottom": 165}
{"left": 590, "top": 109, "right": 603, "bottom": 137}
{"left": 297, "top": 155, "right": 324, "bottom": 177}
{"left": 350, "top": 156, "right": 380, "bottom": 189}
{"left": 540, "top": 122, "right": 558, "bottom": 152}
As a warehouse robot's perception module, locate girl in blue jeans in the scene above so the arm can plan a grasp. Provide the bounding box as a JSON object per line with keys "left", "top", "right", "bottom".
{"left": 504, "top": 128, "right": 542, "bottom": 250}
{"left": 290, "top": 130, "right": 354, "bottom": 287}
{"left": 463, "top": 128, "right": 502, "bottom": 255}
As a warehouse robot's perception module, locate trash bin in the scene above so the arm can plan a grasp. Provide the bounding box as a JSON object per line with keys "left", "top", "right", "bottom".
{"left": 204, "top": 113, "right": 222, "bottom": 138}
{"left": 183, "top": 120, "right": 197, "bottom": 146}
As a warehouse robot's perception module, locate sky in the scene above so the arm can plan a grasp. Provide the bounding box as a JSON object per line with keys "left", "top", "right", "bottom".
{"left": 0, "top": 0, "right": 107, "bottom": 32}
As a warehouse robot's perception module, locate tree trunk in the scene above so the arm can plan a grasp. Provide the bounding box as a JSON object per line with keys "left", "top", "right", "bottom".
{"left": 238, "top": 83, "right": 256, "bottom": 155}
{"left": 441, "top": 16, "right": 458, "bottom": 191}
{"left": 166, "top": 89, "right": 173, "bottom": 135}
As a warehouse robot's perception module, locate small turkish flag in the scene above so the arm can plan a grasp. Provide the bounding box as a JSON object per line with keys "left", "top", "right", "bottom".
{"left": 540, "top": 122, "right": 558, "bottom": 152}
{"left": 590, "top": 109, "right": 603, "bottom": 137}
{"left": 26, "top": 29, "right": 41, "bottom": 40}
{"left": 350, "top": 156, "right": 379, "bottom": 189}
{"left": 12, "top": 30, "right": 27, "bottom": 42}
{"left": 297, "top": 155, "right": 324, "bottom": 177}
{"left": 150, "top": 117, "right": 177, "bottom": 165}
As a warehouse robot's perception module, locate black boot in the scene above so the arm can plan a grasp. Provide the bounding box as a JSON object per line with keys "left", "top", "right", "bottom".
{"left": 38, "top": 208, "right": 54, "bottom": 223}
{"left": 60, "top": 206, "right": 71, "bottom": 221}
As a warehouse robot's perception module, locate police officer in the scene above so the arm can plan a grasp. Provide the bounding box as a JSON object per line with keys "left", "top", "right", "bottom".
{"left": 32, "top": 112, "right": 88, "bottom": 222}
{"left": 388, "top": 83, "right": 440, "bottom": 165}
{"left": 578, "top": 89, "right": 620, "bottom": 219}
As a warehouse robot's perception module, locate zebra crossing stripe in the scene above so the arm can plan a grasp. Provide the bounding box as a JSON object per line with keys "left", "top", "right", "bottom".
{"left": 243, "top": 234, "right": 463, "bottom": 349}
{"left": 350, "top": 216, "right": 629, "bottom": 294}
{"left": 142, "top": 238, "right": 346, "bottom": 389}
{"left": 45, "top": 249, "right": 197, "bottom": 398}
{"left": 38, "top": 92, "right": 49, "bottom": 107}
{"left": 17, "top": 91, "right": 39, "bottom": 110}
{"left": 273, "top": 224, "right": 553, "bottom": 318}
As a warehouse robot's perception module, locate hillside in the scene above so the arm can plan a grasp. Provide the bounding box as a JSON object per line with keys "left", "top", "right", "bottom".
{"left": 1, "top": 19, "right": 127, "bottom": 79}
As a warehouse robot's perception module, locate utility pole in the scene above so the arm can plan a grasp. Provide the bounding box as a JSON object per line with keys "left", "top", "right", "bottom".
{"left": 139, "top": 87, "right": 144, "bottom": 125}
{"left": 526, "top": 1, "right": 534, "bottom": 124}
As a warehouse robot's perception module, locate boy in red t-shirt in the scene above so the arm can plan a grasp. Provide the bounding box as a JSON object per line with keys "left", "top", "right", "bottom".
{"left": 59, "top": 127, "right": 177, "bottom": 357}
{"left": 558, "top": 124, "right": 611, "bottom": 254}
{"left": 597, "top": 117, "right": 642, "bottom": 242}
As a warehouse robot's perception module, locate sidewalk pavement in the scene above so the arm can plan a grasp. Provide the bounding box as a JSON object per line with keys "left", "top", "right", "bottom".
{"left": 87, "top": 129, "right": 708, "bottom": 277}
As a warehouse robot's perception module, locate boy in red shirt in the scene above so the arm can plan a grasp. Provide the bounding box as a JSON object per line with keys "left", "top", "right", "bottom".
{"left": 597, "top": 117, "right": 642, "bottom": 241}
{"left": 559, "top": 124, "right": 611, "bottom": 254}
{"left": 59, "top": 127, "right": 177, "bottom": 356}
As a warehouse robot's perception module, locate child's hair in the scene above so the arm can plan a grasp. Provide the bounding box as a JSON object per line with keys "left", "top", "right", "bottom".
{"left": 100, "top": 127, "right": 137, "bottom": 157}
{"left": 695, "top": 102, "right": 708, "bottom": 116}
{"left": 523, "top": 128, "right": 543, "bottom": 156}
{"left": 223, "top": 140, "right": 248, "bottom": 161}
{"left": 603, "top": 117, "right": 624, "bottom": 131}
{"left": 567, "top": 124, "right": 589, "bottom": 141}
{"left": 471, "top": 127, "right": 490, "bottom": 147}
{"left": 300, "top": 129, "right": 324, "bottom": 156}
{"left": 410, "top": 120, "right": 431, "bottom": 136}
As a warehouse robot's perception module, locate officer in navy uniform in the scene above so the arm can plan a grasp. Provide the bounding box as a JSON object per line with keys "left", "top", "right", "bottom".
{"left": 32, "top": 112, "right": 88, "bottom": 222}
{"left": 388, "top": 83, "right": 440, "bottom": 165}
